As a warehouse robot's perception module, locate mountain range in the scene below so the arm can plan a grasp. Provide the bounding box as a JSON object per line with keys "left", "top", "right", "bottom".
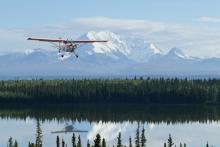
{"left": 0, "top": 31, "right": 220, "bottom": 76}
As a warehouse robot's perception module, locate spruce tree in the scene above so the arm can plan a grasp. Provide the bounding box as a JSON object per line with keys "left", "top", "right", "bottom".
{"left": 206, "top": 142, "right": 209, "bottom": 147}
{"left": 56, "top": 136, "right": 60, "bottom": 147}
{"left": 94, "top": 134, "right": 101, "bottom": 147}
{"left": 129, "top": 136, "right": 132, "bottom": 147}
{"left": 72, "top": 133, "right": 76, "bottom": 147}
{"left": 164, "top": 143, "right": 166, "bottom": 147}
{"left": 102, "top": 138, "right": 106, "bottom": 147}
{"left": 117, "top": 132, "right": 122, "bottom": 147}
{"left": 8, "top": 137, "right": 13, "bottom": 147}
{"left": 29, "top": 142, "right": 36, "bottom": 147}
{"left": 77, "top": 135, "right": 81, "bottom": 147}
{"left": 62, "top": 139, "right": 65, "bottom": 147}
{"left": 135, "top": 123, "right": 140, "bottom": 147}
{"left": 14, "top": 140, "right": 18, "bottom": 147}
{"left": 87, "top": 140, "right": 90, "bottom": 147}
{"left": 35, "top": 119, "right": 43, "bottom": 147}
{"left": 141, "top": 126, "right": 146, "bottom": 147}
{"left": 167, "top": 134, "right": 174, "bottom": 147}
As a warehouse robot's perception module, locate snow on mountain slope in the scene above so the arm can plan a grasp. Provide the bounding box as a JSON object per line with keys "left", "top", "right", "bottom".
{"left": 77, "top": 31, "right": 130, "bottom": 60}
{"left": 77, "top": 31, "right": 162, "bottom": 62}
{"left": 121, "top": 35, "right": 163, "bottom": 62}
{"left": 165, "top": 47, "right": 196, "bottom": 60}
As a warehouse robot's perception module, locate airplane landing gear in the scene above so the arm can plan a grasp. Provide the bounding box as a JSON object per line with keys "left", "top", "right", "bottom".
{"left": 73, "top": 52, "right": 79, "bottom": 58}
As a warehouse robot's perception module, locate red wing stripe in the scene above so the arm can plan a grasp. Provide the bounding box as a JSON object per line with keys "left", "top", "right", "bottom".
{"left": 27, "top": 38, "right": 65, "bottom": 42}
{"left": 28, "top": 38, "right": 108, "bottom": 43}
{"left": 72, "top": 40, "right": 108, "bottom": 43}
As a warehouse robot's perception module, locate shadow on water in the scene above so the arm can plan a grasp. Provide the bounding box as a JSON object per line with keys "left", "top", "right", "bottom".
{"left": 0, "top": 104, "right": 219, "bottom": 123}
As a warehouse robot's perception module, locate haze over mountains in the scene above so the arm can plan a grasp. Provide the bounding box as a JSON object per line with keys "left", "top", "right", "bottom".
{"left": 1, "top": 31, "right": 220, "bottom": 76}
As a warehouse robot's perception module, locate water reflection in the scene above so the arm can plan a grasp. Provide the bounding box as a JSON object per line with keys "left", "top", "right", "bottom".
{"left": 51, "top": 123, "right": 88, "bottom": 134}
{"left": 0, "top": 105, "right": 220, "bottom": 146}
{"left": 0, "top": 104, "right": 219, "bottom": 123}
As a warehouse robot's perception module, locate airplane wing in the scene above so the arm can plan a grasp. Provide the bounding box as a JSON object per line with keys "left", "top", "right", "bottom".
{"left": 27, "top": 38, "right": 66, "bottom": 42}
{"left": 70, "top": 40, "right": 108, "bottom": 43}
{"left": 51, "top": 130, "right": 88, "bottom": 134}
{"left": 28, "top": 38, "right": 107, "bottom": 43}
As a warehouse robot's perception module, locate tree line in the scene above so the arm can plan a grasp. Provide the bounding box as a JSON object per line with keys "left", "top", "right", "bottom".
{"left": 0, "top": 78, "right": 220, "bottom": 104}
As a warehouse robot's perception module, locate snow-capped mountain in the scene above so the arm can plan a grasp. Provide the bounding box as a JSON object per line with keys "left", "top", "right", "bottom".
{"left": 164, "top": 47, "right": 196, "bottom": 60}
{"left": 77, "top": 31, "right": 163, "bottom": 62}
{"left": 1, "top": 30, "right": 220, "bottom": 76}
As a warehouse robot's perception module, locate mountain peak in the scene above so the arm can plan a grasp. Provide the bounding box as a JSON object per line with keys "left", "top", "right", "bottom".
{"left": 167, "top": 47, "right": 189, "bottom": 58}
{"left": 78, "top": 31, "right": 130, "bottom": 59}
{"left": 167, "top": 47, "right": 192, "bottom": 59}
{"left": 149, "top": 43, "right": 162, "bottom": 54}
{"left": 78, "top": 31, "right": 165, "bottom": 62}
{"left": 169, "top": 47, "right": 184, "bottom": 54}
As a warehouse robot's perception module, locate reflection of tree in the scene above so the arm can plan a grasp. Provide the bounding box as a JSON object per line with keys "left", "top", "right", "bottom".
{"left": 94, "top": 134, "right": 101, "bottom": 147}
{"left": 29, "top": 119, "right": 43, "bottom": 147}
{"left": 72, "top": 133, "right": 76, "bottom": 147}
{"left": 129, "top": 136, "right": 132, "bottom": 147}
{"left": 102, "top": 138, "right": 106, "bottom": 147}
{"left": 167, "top": 134, "right": 174, "bottom": 147}
{"left": 56, "top": 136, "right": 60, "bottom": 147}
{"left": 135, "top": 123, "right": 140, "bottom": 147}
{"left": 7, "top": 137, "right": 13, "bottom": 147}
{"left": 7, "top": 137, "right": 18, "bottom": 147}
{"left": 77, "top": 135, "right": 81, "bottom": 147}
{"left": 117, "top": 132, "right": 122, "bottom": 147}
{"left": 14, "top": 140, "right": 18, "bottom": 147}
{"left": 141, "top": 126, "right": 146, "bottom": 147}
{"left": 87, "top": 140, "right": 90, "bottom": 147}
{"left": 0, "top": 104, "right": 219, "bottom": 124}
{"left": 62, "top": 138, "right": 65, "bottom": 147}
{"left": 35, "top": 119, "right": 43, "bottom": 147}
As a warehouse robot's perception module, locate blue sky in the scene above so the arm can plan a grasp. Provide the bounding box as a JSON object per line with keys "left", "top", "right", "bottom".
{"left": 1, "top": 0, "right": 220, "bottom": 27}
{"left": 1, "top": 0, "right": 220, "bottom": 57}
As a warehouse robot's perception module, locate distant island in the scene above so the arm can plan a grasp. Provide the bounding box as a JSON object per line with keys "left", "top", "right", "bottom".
{"left": 0, "top": 77, "right": 219, "bottom": 104}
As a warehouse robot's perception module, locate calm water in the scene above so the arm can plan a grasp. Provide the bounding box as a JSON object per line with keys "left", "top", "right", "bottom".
{"left": 0, "top": 105, "right": 220, "bottom": 147}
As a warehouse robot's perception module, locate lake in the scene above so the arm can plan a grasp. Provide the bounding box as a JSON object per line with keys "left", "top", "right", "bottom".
{"left": 0, "top": 105, "right": 219, "bottom": 147}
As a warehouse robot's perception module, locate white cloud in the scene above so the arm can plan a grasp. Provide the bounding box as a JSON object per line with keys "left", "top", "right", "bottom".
{"left": 75, "top": 17, "right": 173, "bottom": 32}
{"left": 198, "top": 16, "right": 220, "bottom": 23}
{"left": 87, "top": 121, "right": 134, "bottom": 144}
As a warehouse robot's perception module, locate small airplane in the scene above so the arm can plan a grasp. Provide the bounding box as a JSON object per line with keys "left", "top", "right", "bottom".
{"left": 27, "top": 37, "right": 108, "bottom": 58}
{"left": 51, "top": 124, "right": 88, "bottom": 134}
